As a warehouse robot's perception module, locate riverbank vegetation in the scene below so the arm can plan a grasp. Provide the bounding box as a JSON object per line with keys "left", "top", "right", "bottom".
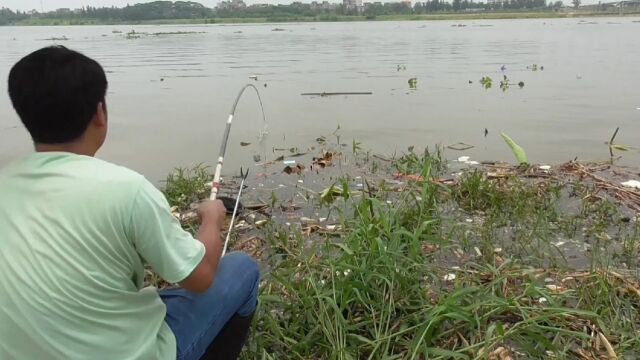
{"left": 161, "top": 137, "right": 640, "bottom": 359}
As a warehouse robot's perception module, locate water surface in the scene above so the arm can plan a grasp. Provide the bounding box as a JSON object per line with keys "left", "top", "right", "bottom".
{"left": 1, "top": 19, "right": 639, "bottom": 182}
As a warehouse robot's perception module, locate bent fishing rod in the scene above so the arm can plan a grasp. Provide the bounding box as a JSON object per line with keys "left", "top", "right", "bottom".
{"left": 209, "top": 83, "right": 266, "bottom": 201}
{"left": 209, "top": 84, "right": 267, "bottom": 256}
{"left": 179, "top": 83, "right": 266, "bottom": 255}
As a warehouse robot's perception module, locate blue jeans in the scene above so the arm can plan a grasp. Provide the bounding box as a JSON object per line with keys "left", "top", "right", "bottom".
{"left": 160, "top": 252, "right": 260, "bottom": 360}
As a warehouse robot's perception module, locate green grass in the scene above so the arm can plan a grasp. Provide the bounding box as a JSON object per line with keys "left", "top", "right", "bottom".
{"left": 161, "top": 147, "right": 640, "bottom": 359}
{"left": 162, "top": 164, "right": 211, "bottom": 211}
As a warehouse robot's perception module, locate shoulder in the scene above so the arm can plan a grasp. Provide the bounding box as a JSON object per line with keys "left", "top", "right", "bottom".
{"left": 84, "top": 157, "right": 162, "bottom": 201}
{"left": 81, "top": 156, "right": 146, "bottom": 183}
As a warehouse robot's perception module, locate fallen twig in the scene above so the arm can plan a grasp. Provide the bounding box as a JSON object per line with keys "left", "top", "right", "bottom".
{"left": 301, "top": 92, "right": 373, "bottom": 96}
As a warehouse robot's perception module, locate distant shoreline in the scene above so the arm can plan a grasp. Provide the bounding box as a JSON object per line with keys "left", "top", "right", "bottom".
{"left": 5, "top": 11, "right": 640, "bottom": 26}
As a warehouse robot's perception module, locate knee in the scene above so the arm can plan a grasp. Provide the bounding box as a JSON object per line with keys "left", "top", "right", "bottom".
{"left": 223, "top": 251, "right": 260, "bottom": 281}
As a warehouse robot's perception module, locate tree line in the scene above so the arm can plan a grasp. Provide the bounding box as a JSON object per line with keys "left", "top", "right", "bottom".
{"left": 0, "top": 0, "right": 564, "bottom": 25}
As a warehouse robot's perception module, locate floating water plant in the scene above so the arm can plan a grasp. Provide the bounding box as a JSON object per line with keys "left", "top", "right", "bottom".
{"left": 408, "top": 78, "right": 418, "bottom": 89}
{"left": 479, "top": 76, "right": 492, "bottom": 89}
{"left": 500, "top": 75, "right": 510, "bottom": 91}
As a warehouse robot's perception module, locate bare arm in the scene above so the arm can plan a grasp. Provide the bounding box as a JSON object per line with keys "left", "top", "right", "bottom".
{"left": 179, "top": 200, "right": 226, "bottom": 293}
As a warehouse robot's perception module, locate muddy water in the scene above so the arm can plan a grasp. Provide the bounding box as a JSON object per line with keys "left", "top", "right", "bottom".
{"left": 1, "top": 18, "right": 639, "bottom": 182}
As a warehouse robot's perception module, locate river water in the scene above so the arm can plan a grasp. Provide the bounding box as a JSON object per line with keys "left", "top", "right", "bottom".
{"left": 1, "top": 18, "right": 639, "bottom": 182}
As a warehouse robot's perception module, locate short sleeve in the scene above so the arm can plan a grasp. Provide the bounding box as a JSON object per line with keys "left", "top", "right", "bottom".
{"left": 129, "top": 179, "right": 205, "bottom": 284}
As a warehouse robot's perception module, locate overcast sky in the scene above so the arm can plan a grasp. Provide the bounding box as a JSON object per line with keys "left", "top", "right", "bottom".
{"left": 2, "top": 0, "right": 594, "bottom": 12}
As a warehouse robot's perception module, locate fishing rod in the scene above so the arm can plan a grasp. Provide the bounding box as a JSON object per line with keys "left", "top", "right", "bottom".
{"left": 222, "top": 167, "right": 249, "bottom": 256}
{"left": 207, "top": 83, "right": 267, "bottom": 256}
{"left": 210, "top": 83, "right": 267, "bottom": 201}
{"left": 179, "top": 84, "right": 266, "bottom": 249}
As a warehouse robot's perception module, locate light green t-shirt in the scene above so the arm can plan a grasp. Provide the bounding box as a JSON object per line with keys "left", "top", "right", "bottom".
{"left": 0, "top": 152, "right": 205, "bottom": 360}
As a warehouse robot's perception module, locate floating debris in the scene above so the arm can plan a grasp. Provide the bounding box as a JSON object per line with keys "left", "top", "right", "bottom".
{"left": 397, "top": 64, "right": 407, "bottom": 72}
{"left": 408, "top": 78, "right": 418, "bottom": 89}
{"left": 301, "top": 92, "right": 373, "bottom": 97}
{"left": 447, "top": 142, "right": 475, "bottom": 151}
{"left": 312, "top": 151, "right": 338, "bottom": 168}
{"left": 283, "top": 164, "right": 305, "bottom": 175}
{"left": 456, "top": 156, "right": 479, "bottom": 166}
{"left": 249, "top": 75, "right": 258, "bottom": 81}
{"left": 272, "top": 28, "right": 286, "bottom": 32}
{"left": 621, "top": 180, "right": 640, "bottom": 189}
{"left": 240, "top": 142, "right": 251, "bottom": 147}
{"left": 44, "top": 36, "right": 69, "bottom": 41}
{"left": 518, "top": 81, "right": 525, "bottom": 88}
{"left": 151, "top": 31, "right": 206, "bottom": 36}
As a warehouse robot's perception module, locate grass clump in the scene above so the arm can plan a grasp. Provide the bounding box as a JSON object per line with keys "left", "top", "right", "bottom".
{"left": 394, "top": 145, "right": 447, "bottom": 177}
{"left": 163, "top": 164, "right": 211, "bottom": 210}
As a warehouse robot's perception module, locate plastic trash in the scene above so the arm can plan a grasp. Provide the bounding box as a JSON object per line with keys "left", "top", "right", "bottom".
{"left": 621, "top": 180, "right": 640, "bottom": 189}
{"left": 283, "top": 160, "right": 296, "bottom": 165}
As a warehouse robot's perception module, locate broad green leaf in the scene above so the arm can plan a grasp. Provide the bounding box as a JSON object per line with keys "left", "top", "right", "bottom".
{"left": 501, "top": 132, "right": 529, "bottom": 164}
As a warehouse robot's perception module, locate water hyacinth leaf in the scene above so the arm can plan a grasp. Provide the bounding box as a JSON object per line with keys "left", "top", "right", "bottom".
{"left": 408, "top": 78, "right": 418, "bottom": 89}
{"left": 500, "top": 132, "right": 528, "bottom": 164}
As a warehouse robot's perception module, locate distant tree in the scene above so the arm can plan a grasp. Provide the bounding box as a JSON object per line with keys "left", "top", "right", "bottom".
{"left": 0, "top": 0, "right": 563, "bottom": 24}
{"left": 572, "top": 0, "right": 580, "bottom": 7}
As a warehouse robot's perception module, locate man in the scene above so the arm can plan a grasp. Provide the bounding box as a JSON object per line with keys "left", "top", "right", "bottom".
{"left": 0, "top": 46, "right": 259, "bottom": 360}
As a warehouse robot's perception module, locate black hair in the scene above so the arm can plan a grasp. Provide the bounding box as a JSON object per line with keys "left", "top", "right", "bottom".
{"left": 8, "top": 46, "right": 108, "bottom": 144}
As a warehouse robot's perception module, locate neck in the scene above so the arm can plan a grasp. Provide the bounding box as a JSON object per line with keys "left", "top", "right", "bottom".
{"left": 35, "top": 141, "right": 96, "bottom": 157}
